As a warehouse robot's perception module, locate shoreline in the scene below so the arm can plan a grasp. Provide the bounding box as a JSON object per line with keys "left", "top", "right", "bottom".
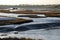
{"left": 0, "top": 17, "right": 33, "bottom": 25}
{"left": 0, "top": 37, "right": 43, "bottom": 40}
{"left": 0, "top": 9, "right": 60, "bottom": 17}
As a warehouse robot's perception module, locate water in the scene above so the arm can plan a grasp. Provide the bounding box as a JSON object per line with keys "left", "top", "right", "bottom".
{"left": 0, "top": 29, "right": 60, "bottom": 40}
{"left": 0, "top": 17, "right": 16, "bottom": 20}
{"left": 0, "top": 17, "right": 60, "bottom": 40}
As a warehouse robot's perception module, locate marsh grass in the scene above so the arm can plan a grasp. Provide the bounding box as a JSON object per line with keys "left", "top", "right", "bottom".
{"left": 0, "top": 37, "right": 43, "bottom": 40}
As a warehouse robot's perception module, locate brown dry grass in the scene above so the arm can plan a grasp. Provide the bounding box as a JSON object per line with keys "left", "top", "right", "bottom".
{"left": 0, "top": 9, "right": 60, "bottom": 17}
{"left": 0, "top": 18, "right": 33, "bottom": 25}
{"left": 0, "top": 10, "right": 10, "bottom": 13}
{"left": 0, "top": 37, "right": 43, "bottom": 40}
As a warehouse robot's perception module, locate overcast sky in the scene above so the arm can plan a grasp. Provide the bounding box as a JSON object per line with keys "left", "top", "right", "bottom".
{"left": 0, "top": 0, "right": 60, "bottom": 5}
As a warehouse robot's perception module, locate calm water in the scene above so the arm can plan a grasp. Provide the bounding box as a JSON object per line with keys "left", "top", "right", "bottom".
{"left": 0, "top": 17, "right": 60, "bottom": 40}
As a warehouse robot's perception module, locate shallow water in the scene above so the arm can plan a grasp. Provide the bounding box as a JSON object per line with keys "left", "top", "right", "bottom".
{"left": 1, "top": 29, "right": 59, "bottom": 40}
{"left": 0, "top": 17, "right": 60, "bottom": 40}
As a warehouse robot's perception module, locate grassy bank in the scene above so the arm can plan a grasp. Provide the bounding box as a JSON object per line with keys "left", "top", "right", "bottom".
{"left": 0, "top": 10, "right": 60, "bottom": 17}
{"left": 0, "top": 37, "right": 42, "bottom": 40}
{"left": 0, "top": 18, "right": 33, "bottom": 25}
{"left": 0, "top": 10, "right": 10, "bottom": 13}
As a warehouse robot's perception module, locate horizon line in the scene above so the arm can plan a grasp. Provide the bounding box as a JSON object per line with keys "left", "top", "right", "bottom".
{"left": 0, "top": 4, "right": 60, "bottom": 5}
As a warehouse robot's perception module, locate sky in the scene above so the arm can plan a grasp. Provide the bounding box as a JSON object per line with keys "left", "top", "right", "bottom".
{"left": 0, "top": 0, "right": 60, "bottom": 5}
